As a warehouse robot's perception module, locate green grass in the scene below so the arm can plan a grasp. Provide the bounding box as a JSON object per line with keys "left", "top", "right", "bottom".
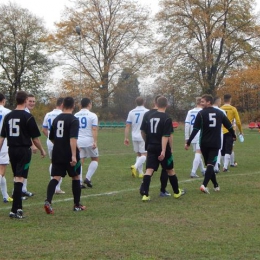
{"left": 1, "top": 128, "right": 260, "bottom": 260}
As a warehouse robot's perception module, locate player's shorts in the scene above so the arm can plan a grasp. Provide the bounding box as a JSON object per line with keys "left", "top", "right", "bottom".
{"left": 191, "top": 142, "right": 200, "bottom": 152}
{"left": 146, "top": 144, "right": 174, "bottom": 171}
{"left": 8, "top": 147, "right": 31, "bottom": 178}
{"left": 79, "top": 146, "right": 99, "bottom": 158}
{"left": 0, "top": 152, "right": 9, "bottom": 165}
{"left": 51, "top": 161, "right": 81, "bottom": 178}
{"left": 221, "top": 133, "right": 234, "bottom": 155}
{"left": 200, "top": 147, "right": 219, "bottom": 166}
{"left": 132, "top": 141, "right": 146, "bottom": 153}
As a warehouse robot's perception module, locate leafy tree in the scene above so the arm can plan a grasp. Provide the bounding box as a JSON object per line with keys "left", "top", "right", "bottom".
{"left": 0, "top": 2, "right": 55, "bottom": 107}
{"left": 49, "top": 0, "right": 152, "bottom": 108}
{"left": 155, "top": 0, "right": 260, "bottom": 96}
{"left": 114, "top": 67, "right": 140, "bottom": 118}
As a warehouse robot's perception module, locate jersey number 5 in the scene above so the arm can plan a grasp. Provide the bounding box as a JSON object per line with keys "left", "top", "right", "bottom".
{"left": 209, "top": 113, "right": 216, "bottom": 127}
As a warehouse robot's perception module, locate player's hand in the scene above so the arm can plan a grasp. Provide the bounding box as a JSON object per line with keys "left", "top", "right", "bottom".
{"left": 185, "top": 144, "right": 190, "bottom": 150}
{"left": 40, "top": 149, "right": 46, "bottom": 158}
{"left": 70, "top": 156, "right": 77, "bottom": 166}
{"left": 31, "top": 144, "right": 38, "bottom": 154}
{"left": 158, "top": 151, "right": 165, "bottom": 161}
{"left": 124, "top": 138, "right": 129, "bottom": 146}
{"left": 92, "top": 142, "right": 97, "bottom": 149}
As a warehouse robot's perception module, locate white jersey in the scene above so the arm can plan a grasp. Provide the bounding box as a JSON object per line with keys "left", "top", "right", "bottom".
{"left": 126, "top": 106, "right": 149, "bottom": 141}
{"left": 74, "top": 108, "right": 98, "bottom": 148}
{"left": 0, "top": 105, "right": 11, "bottom": 153}
{"left": 25, "top": 107, "right": 30, "bottom": 113}
{"left": 185, "top": 107, "right": 202, "bottom": 143}
{"left": 42, "top": 109, "right": 62, "bottom": 148}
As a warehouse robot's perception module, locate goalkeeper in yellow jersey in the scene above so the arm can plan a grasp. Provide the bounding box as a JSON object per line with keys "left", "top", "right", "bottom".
{"left": 220, "top": 94, "right": 243, "bottom": 171}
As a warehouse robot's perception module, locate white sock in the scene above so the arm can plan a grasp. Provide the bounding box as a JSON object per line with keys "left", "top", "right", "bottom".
{"left": 1, "top": 176, "right": 9, "bottom": 199}
{"left": 199, "top": 158, "right": 205, "bottom": 173}
{"left": 230, "top": 151, "right": 235, "bottom": 165}
{"left": 80, "top": 165, "right": 83, "bottom": 184}
{"left": 191, "top": 153, "right": 201, "bottom": 174}
{"left": 56, "top": 178, "right": 62, "bottom": 191}
{"left": 137, "top": 164, "right": 144, "bottom": 174}
{"left": 224, "top": 154, "right": 231, "bottom": 169}
{"left": 22, "top": 179, "right": 27, "bottom": 193}
{"left": 135, "top": 155, "right": 146, "bottom": 171}
{"left": 86, "top": 161, "right": 98, "bottom": 181}
{"left": 49, "top": 164, "right": 52, "bottom": 176}
{"left": 217, "top": 150, "right": 221, "bottom": 165}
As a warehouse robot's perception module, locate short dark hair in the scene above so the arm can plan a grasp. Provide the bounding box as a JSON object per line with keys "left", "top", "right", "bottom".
{"left": 28, "top": 93, "right": 35, "bottom": 98}
{"left": 63, "top": 97, "right": 74, "bottom": 109}
{"left": 56, "top": 97, "right": 64, "bottom": 107}
{"left": 157, "top": 96, "right": 168, "bottom": 108}
{"left": 0, "top": 93, "right": 6, "bottom": 102}
{"left": 16, "top": 91, "right": 28, "bottom": 105}
{"left": 155, "top": 95, "right": 162, "bottom": 104}
{"left": 201, "top": 94, "right": 214, "bottom": 104}
{"left": 196, "top": 97, "right": 201, "bottom": 105}
{"left": 224, "top": 94, "right": 231, "bottom": 102}
{"left": 135, "top": 96, "right": 144, "bottom": 106}
{"left": 81, "top": 98, "right": 91, "bottom": 108}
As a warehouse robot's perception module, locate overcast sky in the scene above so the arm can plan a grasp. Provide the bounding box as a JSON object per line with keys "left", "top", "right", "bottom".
{"left": 1, "top": 0, "right": 259, "bottom": 29}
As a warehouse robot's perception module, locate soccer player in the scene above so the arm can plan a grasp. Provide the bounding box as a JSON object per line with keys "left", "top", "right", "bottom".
{"left": 42, "top": 97, "right": 65, "bottom": 194}
{"left": 140, "top": 96, "right": 186, "bottom": 201}
{"left": 220, "top": 94, "right": 243, "bottom": 171}
{"left": 44, "top": 97, "right": 86, "bottom": 214}
{"left": 140, "top": 95, "right": 171, "bottom": 197}
{"left": 74, "top": 98, "right": 99, "bottom": 188}
{"left": 184, "top": 97, "right": 205, "bottom": 178}
{"left": 22, "top": 93, "right": 37, "bottom": 198}
{"left": 0, "top": 91, "right": 46, "bottom": 219}
{"left": 185, "top": 94, "right": 236, "bottom": 194}
{"left": 0, "top": 93, "right": 13, "bottom": 203}
{"left": 124, "top": 97, "right": 148, "bottom": 178}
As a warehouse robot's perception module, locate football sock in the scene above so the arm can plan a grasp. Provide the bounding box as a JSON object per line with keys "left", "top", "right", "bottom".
{"left": 203, "top": 165, "right": 214, "bottom": 187}
{"left": 142, "top": 175, "right": 151, "bottom": 196}
{"left": 224, "top": 154, "right": 231, "bottom": 169}
{"left": 137, "top": 164, "right": 144, "bottom": 174}
{"left": 160, "top": 169, "right": 168, "bottom": 192}
{"left": 191, "top": 153, "right": 201, "bottom": 174}
{"left": 230, "top": 151, "right": 235, "bottom": 165}
{"left": 135, "top": 155, "right": 146, "bottom": 171}
{"left": 168, "top": 175, "right": 179, "bottom": 194}
{"left": 1, "top": 176, "right": 9, "bottom": 199}
{"left": 210, "top": 168, "right": 219, "bottom": 188}
{"left": 80, "top": 165, "right": 83, "bottom": 183}
{"left": 22, "top": 179, "right": 28, "bottom": 193}
{"left": 12, "top": 182, "right": 23, "bottom": 213}
{"left": 46, "top": 179, "right": 58, "bottom": 203}
{"left": 199, "top": 158, "right": 205, "bottom": 173}
{"left": 72, "top": 180, "right": 81, "bottom": 206}
{"left": 86, "top": 161, "right": 98, "bottom": 180}
{"left": 56, "top": 178, "right": 63, "bottom": 191}
{"left": 49, "top": 164, "right": 52, "bottom": 175}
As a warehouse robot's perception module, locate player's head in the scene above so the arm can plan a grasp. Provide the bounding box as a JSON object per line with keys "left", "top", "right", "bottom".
{"left": 201, "top": 94, "right": 213, "bottom": 108}
{"left": 157, "top": 96, "right": 168, "bottom": 108}
{"left": 56, "top": 97, "right": 64, "bottom": 108}
{"left": 0, "top": 93, "right": 6, "bottom": 104}
{"left": 27, "top": 93, "right": 36, "bottom": 110}
{"left": 81, "top": 98, "right": 91, "bottom": 109}
{"left": 63, "top": 97, "right": 74, "bottom": 109}
{"left": 154, "top": 95, "right": 162, "bottom": 105}
{"left": 135, "top": 96, "right": 144, "bottom": 106}
{"left": 16, "top": 91, "right": 28, "bottom": 105}
{"left": 195, "top": 97, "right": 201, "bottom": 106}
{"left": 224, "top": 94, "right": 232, "bottom": 103}
{"left": 213, "top": 96, "right": 221, "bottom": 107}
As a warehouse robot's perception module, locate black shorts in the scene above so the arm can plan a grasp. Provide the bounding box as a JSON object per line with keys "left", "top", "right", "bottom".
{"left": 9, "top": 147, "right": 31, "bottom": 178}
{"left": 51, "top": 161, "right": 81, "bottom": 178}
{"left": 221, "top": 133, "right": 234, "bottom": 155}
{"left": 146, "top": 145, "right": 174, "bottom": 171}
{"left": 200, "top": 147, "right": 219, "bottom": 166}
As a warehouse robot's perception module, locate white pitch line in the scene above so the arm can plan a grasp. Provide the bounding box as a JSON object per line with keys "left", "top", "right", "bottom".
{"left": 0, "top": 171, "right": 259, "bottom": 211}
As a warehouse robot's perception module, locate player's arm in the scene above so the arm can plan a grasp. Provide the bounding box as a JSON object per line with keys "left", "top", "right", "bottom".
{"left": 222, "top": 115, "right": 236, "bottom": 140}
{"left": 184, "top": 112, "right": 191, "bottom": 141}
{"left": 42, "top": 127, "right": 48, "bottom": 138}
{"left": 233, "top": 108, "right": 243, "bottom": 135}
{"left": 124, "top": 123, "right": 131, "bottom": 145}
{"left": 0, "top": 137, "right": 4, "bottom": 152}
{"left": 185, "top": 113, "right": 201, "bottom": 149}
{"left": 70, "top": 137, "right": 77, "bottom": 166}
{"left": 32, "top": 137, "right": 46, "bottom": 158}
{"left": 92, "top": 125, "right": 98, "bottom": 149}
{"left": 158, "top": 136, "right": 169, "bottom": 161}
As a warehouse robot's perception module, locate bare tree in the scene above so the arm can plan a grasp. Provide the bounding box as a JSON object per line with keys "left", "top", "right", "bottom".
{"left": 49, "top": 0, "right": 152, "bottom": 108}
{"left": 0, "top": 2, "right": 55, "bottom": 107}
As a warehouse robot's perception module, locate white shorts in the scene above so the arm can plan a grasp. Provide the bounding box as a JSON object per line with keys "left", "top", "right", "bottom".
{"left": 132, "top": 141, "right": 146, "bottom": 154}
{"left": 80, "top": 146, "right": 99, "bottom": 159}
{"left": 192, "top": 142, "right": 201, "bottom": 152}
{"left": 0, "top": 152, "right": 9, "bottom": 165}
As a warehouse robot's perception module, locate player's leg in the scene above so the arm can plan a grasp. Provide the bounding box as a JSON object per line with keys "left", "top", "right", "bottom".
{"left": 84, "top": 147, "right": 99, "bottom": 188}
{"left": 223, "top": 134, "right": 233, "bottom": 171}
{"left": 135, "top": 142, "right": 146, "bottom": 178}
{"left": 160, "top": 168, "right": 170, "bottom": 196}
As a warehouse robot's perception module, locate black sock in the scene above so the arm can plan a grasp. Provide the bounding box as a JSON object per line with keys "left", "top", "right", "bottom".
{"left": 12, "top": 182, "right": 23, "bottom": 213}
{"left": 203, "top": 165, "right": 214, "bottom": 187}
{"left": 160, "top": 169, "right": 168, "bottom": 193}
{"left": 142, "top": 175, "right": 151, "bottom": 196}
{"left": 210, "top": 167, "right": 218, "bottom": 188}
{"left": 72, "top": 180, "right": 81, "bottom": 206}
{"left": 169, "top": 175, "right": 179, "bottom": 194}
{"left": 46, "top": 179, "right": 58, "bottom": 203}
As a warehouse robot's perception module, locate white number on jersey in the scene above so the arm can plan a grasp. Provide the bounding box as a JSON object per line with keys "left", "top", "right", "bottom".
{"left": 209, "top": 113, "right": 216, "bottom": 127}
{"left": 150, "top": 118, "right": 160, "bottom": 133}
{"left": 56, "top": 120, "right": 64, "bottom": 137}
{"left": 8, "top": 119, "right": 20, "bottom": 137}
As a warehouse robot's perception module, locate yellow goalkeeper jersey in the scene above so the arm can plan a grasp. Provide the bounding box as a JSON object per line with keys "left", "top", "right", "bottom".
{"left": 220, "top": 104, "right": 242, "bottom": 134}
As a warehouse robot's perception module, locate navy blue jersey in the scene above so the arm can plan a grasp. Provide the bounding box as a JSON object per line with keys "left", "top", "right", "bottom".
{"left": 49, "top": 113, "right": 80, "bottom": 164}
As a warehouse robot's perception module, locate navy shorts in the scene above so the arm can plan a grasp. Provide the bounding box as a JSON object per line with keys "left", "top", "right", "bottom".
{"left": 51, "top": 161, "right": 81, "bottom": 178}
{"left": 221, "top": 133, "right": 234, "bottom": 155}
{"left": 9, "top": 147, "right": 31, "bottom": 178}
